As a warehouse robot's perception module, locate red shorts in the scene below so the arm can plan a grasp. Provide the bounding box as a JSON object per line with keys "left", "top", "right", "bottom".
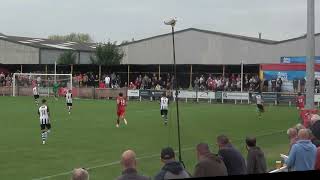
{"left": 117, "top": 110, "right": 125, "bottom": 118}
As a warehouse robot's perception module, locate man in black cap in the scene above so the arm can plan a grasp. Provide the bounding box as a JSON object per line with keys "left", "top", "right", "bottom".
{"left": 154, "top": 147, "right": 190, "bottom": 180}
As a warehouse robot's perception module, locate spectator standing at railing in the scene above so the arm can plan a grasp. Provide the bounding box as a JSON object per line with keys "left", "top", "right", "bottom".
{"left": 244, "top": 75, "right": 249, "bottom": 91}
{"left": 207, "top": 76, "right": 214, "bottom": 91}
{"left": 315, "top": 79, "right": 320, "bottom": 93}
{"left": 83, "top": 74, "right": 88, "bottom": 87}
{"left": 200, "top": 75, "right": 205, "bottom": 87}
{"left": 310, "top": 114, "right": 320, "bottom": 145}
{"left": 293, "top": 78, "right": 299, "bottom": 93}
{"left": 193, "top": 143, "right": 228, "bottom": 177}
{"left": 0, "top": 72, "right": 4, "bottom": 86}
{"left": 315, "top": 147, "right": 320, "bottom": 170}
{"left": 111, "top": 72, "right": 116, "bottom": 88}
{"left": 99, "top": 81, "right": 106, "bottom": 88}
{"left": 285, "top": 129, "right": 317, "bottom": 171}
{"left": 134, "top": 77, "right": 139, "bottom": 89}
{"left": 287, "top": 128, "right": 298, "bottom": 153}
{"left": 300, "top": 78, "right": 306, "bottom": 93}
{"left": 271, "top": 78, "right": 276, "bottom": 92}
{"left": 276, "top": 78, "right": 282, "bottom": 92}
{"left": 94, "top": 75, "right": 99, "bottom": 87}
{"left": 194, "top": 77, "right": 200, "bottom": 91}
{"left": 129, "top": 82, "right": 136, "bottom": 89}
{"left": 105, "top": 74, "right": 110, "bottom": 88}
{"left": 217, "top": 135, "right": 247, "bottom": 175}
{"left": 245, "top": 137, "right": 267, "bottom": 174}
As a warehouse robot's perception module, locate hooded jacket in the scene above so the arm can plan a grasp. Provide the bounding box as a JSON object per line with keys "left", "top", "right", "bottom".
{"left": 154, "top": 160, "right": 190, "bottom": 180}
{"left": 285, "top": 140, "right": 317, "bottom": 171}
{"left": 193, "top": 153, "right": 228, "bottom": 177}
{"left": 246, "top": 146, "right": 267, "bottom": 174}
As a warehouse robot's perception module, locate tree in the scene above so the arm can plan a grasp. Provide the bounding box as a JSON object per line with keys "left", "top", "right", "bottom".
{"left": 48, "top": 33, "right": 93, "bottom": 43}
{"left": 57, "top": 51, "right": 77, "bottom": 65}
{"left": 90, "top": 42, "right": 124, "bottom": 65}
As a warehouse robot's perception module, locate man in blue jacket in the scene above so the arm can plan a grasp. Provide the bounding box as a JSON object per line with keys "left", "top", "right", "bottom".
{"left": 285, "top": 129, "right": 317, "bottom": 171}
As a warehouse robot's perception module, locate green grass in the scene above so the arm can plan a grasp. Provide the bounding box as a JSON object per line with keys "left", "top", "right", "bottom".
{"left": 0, "top": 96, "right": 298, "bottom": 180}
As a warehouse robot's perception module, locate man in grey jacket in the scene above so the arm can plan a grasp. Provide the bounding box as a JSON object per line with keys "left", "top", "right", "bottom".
{"left": 193, "top": 143, "right": 228, "bottom": 177}
{"left": 154, "top": 147, "right": 190, "bottom": 180}
{"left": 245, "top": 137, "right": 267, "bottom": 174}
{"left": 116, "top": 150, "right": 150, "bottom": 180}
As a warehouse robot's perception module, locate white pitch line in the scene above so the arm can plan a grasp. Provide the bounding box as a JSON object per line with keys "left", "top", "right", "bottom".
{"left": 31, "top": 147, "right": 194, "bottom": 180}
{"left": 31, "top": 130, "right": 285, "bottom": 180}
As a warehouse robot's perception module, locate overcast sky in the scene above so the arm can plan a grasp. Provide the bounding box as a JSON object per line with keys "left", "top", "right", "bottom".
{"left": 0, "top": 0, "right": 319, "bottom": 42}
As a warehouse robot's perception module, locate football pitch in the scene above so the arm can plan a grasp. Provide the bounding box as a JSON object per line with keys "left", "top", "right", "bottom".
{"left": 0, "top": 96, "right": 297, "bottom": 180}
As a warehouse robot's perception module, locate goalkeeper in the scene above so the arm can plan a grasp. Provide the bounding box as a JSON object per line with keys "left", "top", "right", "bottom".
{"left": 53, "top": 82, "right": 59, "bottom": 100}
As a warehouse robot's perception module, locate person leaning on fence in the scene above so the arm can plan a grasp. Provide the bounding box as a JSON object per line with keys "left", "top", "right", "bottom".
{"left": 245, "top": 137, "right": 267, "bottom": 174}
{"left": 216, "top": 135, "right": 247, "bottom": 175}
{"left": 193, "top": 143, "right": 228, "bottom": 177}
{"left": 154, "top": 147, "right": 190, "bottom": 180}
{"left": 310, "top": 114, "right": 320, "bottom": 142}
{"left": 287, "top": 128, "right": 298, "bottom": 152}
{"left": 116, "top": 150, "right": 150, "bottom": 180}
{"left": 285, "top": 129, "right": 317, "bottom": 171}
{"left": 71, "top": 168, "right": 89, "bottom": 180}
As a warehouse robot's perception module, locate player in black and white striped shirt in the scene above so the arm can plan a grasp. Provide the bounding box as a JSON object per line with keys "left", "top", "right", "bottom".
{"left": 160, "top": 93, "right": 169, "bottom": 125}
{"left": 65, "top": 89, "right": 73, "bottom": 115}
{"left": 38, "top": 99, "right": 51, "bottom": 144}
{"left": 33, "top": 85, "right": 39, "bottom": 106}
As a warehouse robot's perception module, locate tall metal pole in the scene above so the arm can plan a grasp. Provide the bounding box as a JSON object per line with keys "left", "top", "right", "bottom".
{"left": 306, "top": 0, "right": 315, "bottom": 109}
{"left": 241, "top": 60, "right": 243, "bottom": 93}
{"left": 171, "top": 25, "right": 183, "bottom": 164}
{"left": 54, "top": 61, "right": 57, "bottom": 83}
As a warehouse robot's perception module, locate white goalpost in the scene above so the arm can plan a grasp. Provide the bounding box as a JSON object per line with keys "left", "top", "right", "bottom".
{"left": 12, "top": 73, "right": 72, "bottom": 97}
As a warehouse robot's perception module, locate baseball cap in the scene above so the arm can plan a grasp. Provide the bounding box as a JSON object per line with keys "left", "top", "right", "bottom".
{"left": 161, "top": 147, "right": 175, "bottom": 160}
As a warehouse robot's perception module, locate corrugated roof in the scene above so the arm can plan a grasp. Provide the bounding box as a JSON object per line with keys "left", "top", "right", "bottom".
{"left": 0, "top": 28, "right": 319, "bottom": 50}
{"left": 120, "top": 28, "right": 320, "bottom": 46}
{"left": 0, "top": 34, "right": 97, "bottom": 52}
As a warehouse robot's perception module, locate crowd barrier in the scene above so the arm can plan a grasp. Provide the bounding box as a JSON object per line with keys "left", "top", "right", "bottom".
{"left": 2, "top": 86, "right": 320, "bottom": 106}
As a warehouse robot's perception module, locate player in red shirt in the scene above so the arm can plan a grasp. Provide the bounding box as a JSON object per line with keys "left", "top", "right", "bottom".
{"left": 116, "top": 92, "right": 127, "bottom": 128}
{"left": 296, "top": 92, "right": 305, "bottom": 123}
{"left": 296, "top": 92, "right": 305, "bottom": 110}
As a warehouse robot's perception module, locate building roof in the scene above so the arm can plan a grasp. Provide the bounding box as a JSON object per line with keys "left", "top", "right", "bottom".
{"left": 120, "top": 28, "right": 320, "bottom": 46}
{"left": 0, "top": 28, "right": 319, "bottom": 50}
{"left": 0, "top": 33, "right": 97, "bottom": 52}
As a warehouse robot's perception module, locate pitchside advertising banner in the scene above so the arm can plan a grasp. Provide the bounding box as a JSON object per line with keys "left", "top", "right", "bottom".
{"left": 127, "top": 90, "right": 139, "bottom": 97}
{"left": 172, "top": 90, "right": 215, "bottom": 99}
{"left": 175, "top": 90, "right": 197, "bottom": 98}
{"left": 222, "top": 92, "right": 249, "bottom": 100}
{"left": 139, "top": 90, "right": 151, "bottom": 97}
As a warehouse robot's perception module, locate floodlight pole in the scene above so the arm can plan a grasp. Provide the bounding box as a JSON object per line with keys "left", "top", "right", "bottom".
{"left": 306, "top": 0, "right": 315, "bottom": 109}
{"left": 241, "top": 60, "right": 243, "bottom": 93}
{"left": 54, "top": 61, "right": 57, "bottom": 83}
{"left": 165, "top": 18, "right": 183, "bottom": 166}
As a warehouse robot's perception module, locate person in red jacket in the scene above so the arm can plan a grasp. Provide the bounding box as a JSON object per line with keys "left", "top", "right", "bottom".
{"left": 99, "top": 81, "right": 106, "bottom": 88}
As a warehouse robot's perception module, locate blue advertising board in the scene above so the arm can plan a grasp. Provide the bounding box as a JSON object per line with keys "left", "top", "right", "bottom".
{"left": 263, "top": 71, "right": 306, "bottom": 80}
{"left": 281, "top": 56, "right": 320, "bottom": 64}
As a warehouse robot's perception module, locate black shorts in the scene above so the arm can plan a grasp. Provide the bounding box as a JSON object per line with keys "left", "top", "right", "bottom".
{"left": 257, "top": 104, "right": 264, "bottom": 112}
{"left": 67, "top": 103, "right": 72, "bottom": 106}
{"left": 34, "top": 95, "right": 39, "bottom": 99}
{"left": 161, "top": 109, "right": 168, "bottom": 116}
{"left": 40, "top": 123, "right": 51, "bottom": 130}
